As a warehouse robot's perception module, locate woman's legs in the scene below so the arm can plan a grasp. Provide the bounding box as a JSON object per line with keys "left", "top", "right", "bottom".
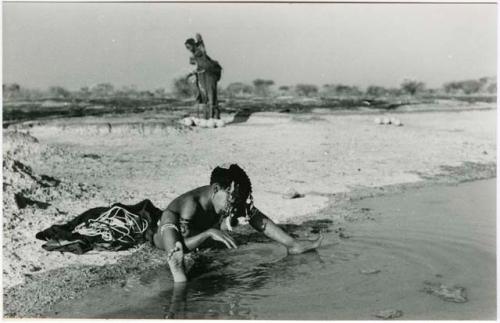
{"left": 205, "top": 73, "right": 220, "bottom": 119}
{"left": 197, "top": 74, "right": 210, "bottom": 119}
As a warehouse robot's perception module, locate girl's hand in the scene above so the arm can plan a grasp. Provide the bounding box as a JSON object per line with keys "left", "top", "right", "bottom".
{"left": 207, "top": 228, "right": 237, "bottom": 249}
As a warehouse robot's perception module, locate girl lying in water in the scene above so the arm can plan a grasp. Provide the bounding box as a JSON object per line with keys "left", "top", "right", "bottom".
{"left": 153, "top": 164, "right": 323, "bottom": 282}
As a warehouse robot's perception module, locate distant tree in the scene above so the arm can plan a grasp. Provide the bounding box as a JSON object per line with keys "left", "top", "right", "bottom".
{"left": 118, "top": 85, "right": 139, "bottom": 98}
{"left": 138, "top": 91, "right": 154, "bottom": 99}
{"left": 76, "top": 86, "right": 91, "bottom": 99}
{"left": 443, "top": 79, "right": 483, "bottom": 95}
{"left": 295, "top": 84, "right": 318, "bottom": 97}
{"left": 322, "top": 84, "right": 362, "bottom": 97}
{"left": 277, "top": 85, "right": 292, "bottom": 96}
{"left": 172, "top": 77, "right": 196, "bottom": 99}
{"left": 48, "top": 86, "right": 71, "bottom": 99}
{"left": 401, "top": 79, "right": 425, "bottom": 95}
{"left": 487, "top": 82, "right": 497, "bottom": 94}
{"left": 252, "top": 79, "right": 274, "bottom": 97}
{"left": 479, "top": 77, "right": 490, "bottom": 85}
{"left": 423, "top": 88, "right": 438, "bottom": 96}
{"left": 335, "top": 85, "right": 350, "bottom": 95}
{"left": 3, "top": 83, "right": 21, "bottom": 99}
{"left": 218, "top": 85, "right": 227, "bottom": 97}
{"left": 459, "top": 80, "right": 482, "bottom": 95}
{"left": 154, "top": 88, "right": 167, "bottom": 98}
{"left": 3, "top": 83, "right": 20, "bottom": 93}
{"left": 443, "top": 82, "right": 460, "bottom": 94}
{"left": 91, "top": 83, "right": 115, "bottom": 98}
{"left": 3, "top": 84, "right": 48, "bottom": 100}
{"left": 366, "top": 85, "right": 388, "bottom": 97}
{"left": 386, "top": 88, "right": 403, "bottom": 96}
{"left": 321, "top": 84, "right": 336, "bottom": 97}
{"left": 226, "top": 82, "right": 253, "bottom": 97}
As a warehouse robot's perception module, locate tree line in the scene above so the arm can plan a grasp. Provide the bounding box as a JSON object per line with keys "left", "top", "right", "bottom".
{"left": 174, "top": 76, "right": 496, "bottom": 99}
{"left": 2, "top": 83, "right": 167, "bottom": 101}
{"left": 3, "top": 76, "right": 496, "bottom": 101}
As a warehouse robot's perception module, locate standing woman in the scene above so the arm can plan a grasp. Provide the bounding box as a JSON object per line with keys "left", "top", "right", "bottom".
{"left": 185, "top": 33, "right": 222, "bottom": 119}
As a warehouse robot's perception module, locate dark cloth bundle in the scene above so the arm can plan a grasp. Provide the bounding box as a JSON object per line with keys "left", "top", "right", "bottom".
{"left": 36, "top": 199, "right": 162, "bottom": 254}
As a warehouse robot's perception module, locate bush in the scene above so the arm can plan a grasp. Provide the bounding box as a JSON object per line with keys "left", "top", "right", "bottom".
{"left": 386, "top": 88, "right": 403, "bottom": 96}
{"left": 90, "top": 83, "right": 115, "bottom": 98}
{"left": 48, "top": 86, "right": 71, "bottom": 99}
{"left": 3, "top": 83, "right": 21, "bottom": 100}
{"left": 75, "top": 87, "right": 91, "bottom": 100}
{"left": 295, "top": 84, "right": 319, "bottom": 97}
{"left": 487, "top": 82, "right": 497, "bottom": 94}
{"left": 322, "top": 84, "right": 362, "bottom": 97}
{"left": 226, "top": 82, "right": 253, "bottom": 97}
{"left": 154, "top": 88, "right": 167, "bottom": 98}
{"left": 443, "top": 79, "right": 487, "bottom": 95}
{"left": 252, "top": 79, "right": 274, "bottom": 97}
{"left": 401, "top": 79, "right": 425, "bottom": 95}
{"left": 366, "top": 85, "right": 388, "bottom": 97}
{"left": 172, "top": 77, "right": 196, "bottom": 99}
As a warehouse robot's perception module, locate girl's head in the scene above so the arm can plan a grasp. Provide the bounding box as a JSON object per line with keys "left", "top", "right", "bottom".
{"left": 185, "top": 38, "right": 196, "bottom": 52}
{"left": 209, "top": 164, "right": 252, "bottom": 219}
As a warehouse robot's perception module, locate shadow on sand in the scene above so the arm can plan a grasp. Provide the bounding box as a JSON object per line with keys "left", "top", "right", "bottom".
{"left": 227, "top": 108, "right": 254, "bottom": 125}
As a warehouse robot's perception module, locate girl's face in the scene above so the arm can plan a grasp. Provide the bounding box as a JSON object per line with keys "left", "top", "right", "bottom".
{"left": 213, "top": 182, "right": 238, "bottom": 217}
{"left": 185, "top": 43, "right": 194, "bottom": 52}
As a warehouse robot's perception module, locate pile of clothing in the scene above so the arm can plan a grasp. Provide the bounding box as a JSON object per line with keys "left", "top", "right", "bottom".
{"left": 36, "top": 199, "right": 162, "bottom": 254}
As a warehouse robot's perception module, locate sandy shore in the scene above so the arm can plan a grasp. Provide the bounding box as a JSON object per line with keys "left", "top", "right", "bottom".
{"left": 3, "top": 103, "right": 496, "bottom": 317}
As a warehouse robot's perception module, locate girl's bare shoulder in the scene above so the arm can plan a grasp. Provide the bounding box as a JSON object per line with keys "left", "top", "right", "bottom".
{"left": 167, "top": 186, "right": 208, "bottom": 212}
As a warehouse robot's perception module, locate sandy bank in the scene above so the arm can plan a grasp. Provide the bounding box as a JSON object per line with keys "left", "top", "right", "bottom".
{"left": 3, "top": 106, "right": 496, "bottom": 317}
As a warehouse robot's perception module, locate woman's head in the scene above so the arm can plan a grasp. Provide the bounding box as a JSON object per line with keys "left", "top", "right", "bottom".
{"left": 209, "top": 164, "right": 252, "bottom": 218}
{"left": 185, "top": 38, "right": 196, "bottom": 52}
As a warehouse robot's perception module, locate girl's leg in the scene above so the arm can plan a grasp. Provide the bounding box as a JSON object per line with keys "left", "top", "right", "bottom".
{"left": 158, "top": 224, "right": 188, "bottom": 282}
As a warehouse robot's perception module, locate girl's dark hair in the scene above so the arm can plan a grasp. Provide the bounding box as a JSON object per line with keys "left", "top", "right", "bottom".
{"left": 210, "top": 164, "right": 252, "bottom": 202}
{"left": 185, "top": 38, "right": 196, "bottom": 46}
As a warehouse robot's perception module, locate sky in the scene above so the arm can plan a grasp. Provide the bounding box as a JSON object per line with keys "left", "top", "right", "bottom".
{"left": 2, "top": 2, "right": 497, "bottom": 91}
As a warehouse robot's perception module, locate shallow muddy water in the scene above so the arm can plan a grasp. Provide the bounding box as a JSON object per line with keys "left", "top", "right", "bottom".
{"left": 45, "top": 179, "right": 496, "bottom": 319}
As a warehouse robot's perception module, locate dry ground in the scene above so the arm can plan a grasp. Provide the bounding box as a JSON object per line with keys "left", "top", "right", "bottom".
{"left": 3, "top": 102, "right": 496, "bottom": 294}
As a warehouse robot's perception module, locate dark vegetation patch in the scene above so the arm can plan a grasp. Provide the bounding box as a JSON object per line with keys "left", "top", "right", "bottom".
{"left": 3, "top": 93, "right": 495, "bottom": 128}
{"left": 2, "top": 97, "right": 185, "bottom": 126}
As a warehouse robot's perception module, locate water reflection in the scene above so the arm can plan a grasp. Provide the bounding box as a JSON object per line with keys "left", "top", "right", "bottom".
{"left": 161, "top": 250, "right": 325, "bottom": 319}
{"left": 45, "top": 181, "right": 496, "bottom": 319}
{"left": 163, "top": 283, "right": 187, "bottom": 319}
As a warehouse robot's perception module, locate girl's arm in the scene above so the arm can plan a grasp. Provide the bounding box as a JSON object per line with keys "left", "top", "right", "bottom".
{"left": 183, "top": 231, "right": 210, "bottom": 250}
{"left": 183, "top": 228, "right": 237, "bottom": 250}
{"left": 248, "top": 207, "right": 323, "bottom": 254}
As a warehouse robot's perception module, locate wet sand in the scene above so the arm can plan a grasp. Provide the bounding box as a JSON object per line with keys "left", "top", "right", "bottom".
{"left": 2, "top": 104, "right": 496, "bottom": 317}
{"left": 43, "top": 179, "right": 496, "bottom": 319}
